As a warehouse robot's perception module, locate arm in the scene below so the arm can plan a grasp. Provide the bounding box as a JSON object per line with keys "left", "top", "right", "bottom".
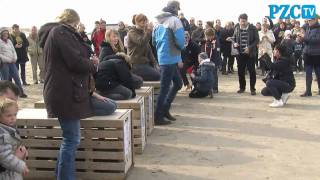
{"left": 265, "top": 59, "right": 288, "bottom": 71}
{"left": 55, "top": 30, "right": 96, "bottom": 74}
{"left": 128, "top": 30, "right": 151, "bottom": 47}
{"left": 173, "top": 18, "right": 185, "bottom": 50}
{"left": 267, "top": 31, "right": 276, "bottom": 44}
{"left": 115, "top": 61, "right": 135, "bottom": 90}
{"left": 21, "top": 33, "right": 29, "bottom": 48}
{"left": 0, "top": 137, "right": 26, "bottom": 173}
{"left": 248, "top": 27, "right": 259, "bottom": 51}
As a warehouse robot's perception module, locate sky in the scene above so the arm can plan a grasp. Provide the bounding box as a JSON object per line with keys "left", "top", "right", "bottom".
{"left": 0, "top": 0, "right": 318, "bottom": 31}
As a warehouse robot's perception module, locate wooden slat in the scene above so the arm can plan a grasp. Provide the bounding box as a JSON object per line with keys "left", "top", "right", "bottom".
{"left": 142, "top": 81, "right": 160, "bottom": 88}
{"left": 19, "top": 129, "right": 124, "bottom": 138}
{"left": 22, "top": 139, "right": 124, "bottom": 149}
{"left": 28, "top": 149, "right": 124, "bottom": 160}
{"left": 25, "top": 171, "right": 125, "bottom": 180}
{"left": 116, "top": 96, "right": 143, "bottom": 109}
{"left": 27, "top": 160, "right": 125, "bottom": 171}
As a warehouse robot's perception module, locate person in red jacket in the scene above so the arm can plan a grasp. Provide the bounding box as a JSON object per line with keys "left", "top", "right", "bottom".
{"left": 91, "top": 19, "right": 106, "bottom": 56}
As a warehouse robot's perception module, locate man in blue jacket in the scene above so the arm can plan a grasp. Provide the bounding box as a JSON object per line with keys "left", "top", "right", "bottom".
{"left": 152, "top": 0, "right": 184, "bottom": 125}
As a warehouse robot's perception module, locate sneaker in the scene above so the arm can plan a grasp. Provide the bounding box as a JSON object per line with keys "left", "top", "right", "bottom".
{"left": 34, "top": 81, "right": 38, "bottom": 84}
{"left": 281, "top": 93, "right": 290, "bottom": 104}
{"left": 250, "top": 90, "right": 256, "bottom": 96}
{"left": 300, "top": 92, "right": 312, "bottom": 97}
{"left": 19, "top": 93, "right": 28, "bottom": 98}
{"left": 269, "top": 99, "right": 284, "bottom": 108}
{"left": 237, "top": 89, "right": 245, "bottom": 93}
{"left": 164, "top": 111, "right": 176, "bottom": 121}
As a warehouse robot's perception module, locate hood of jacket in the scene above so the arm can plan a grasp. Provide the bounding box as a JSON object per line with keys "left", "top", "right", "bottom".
{"left": 38, "top": 22, "right": 60, "bottom": 48}
{"left": 200, "top": 58, "right": 215, "bottom": 68}
{"left": 155, "top": 12, "right": 175, "bottom": 24}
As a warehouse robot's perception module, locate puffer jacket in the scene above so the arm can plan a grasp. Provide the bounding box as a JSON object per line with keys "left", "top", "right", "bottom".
{"left": 0, "top": 39, "right": 17, "bottom": 63}
{"left": 152, "top": 12, "right": 184, "bottom": 65}
{"left": 0, "top": 123, "right": 25, "bottom": 180}
{"left": 303, "top": 22, "right": 320, "bottom": 56}
{"left": 193, "top": 59, "right": 215, "bottom": 92}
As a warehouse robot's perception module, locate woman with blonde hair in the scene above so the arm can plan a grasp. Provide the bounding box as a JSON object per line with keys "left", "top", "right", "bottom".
{"left": 99, "top": 29, "right": 126, "bottom": 61}
{"left": 38, "top": 9, "right": 99, "bottom": 180}
{"left": 127, "top": 13, "right": 160, "bottom": 81}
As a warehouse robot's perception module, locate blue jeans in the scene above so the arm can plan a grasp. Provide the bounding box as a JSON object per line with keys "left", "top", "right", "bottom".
{"left": 91, "top": 96, "right": 117, "bottom": 116}
{"left": 305, "top": 64, "right": 320, "bottom": 93}
{"left": 56, "top": 119, "right": 81, "bottom": 180}
{"left": 0, "top": 63, "right": 24, "bottom": 94}
{"left": 155, "top": 64, "right": 182, "bottom": 120}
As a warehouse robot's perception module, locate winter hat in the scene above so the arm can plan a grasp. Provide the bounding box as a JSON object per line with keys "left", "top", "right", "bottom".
{"left": 284, "top": 30, "right": 291, "bottom": 37}
{"left": 167, "top": 1, "right": 180, "bottom": 10}
{"left": 198, "top": 52, "right": 208, "bottom": 61}
{"left": 0, "top": 27, "right": 9, "bottom": 36}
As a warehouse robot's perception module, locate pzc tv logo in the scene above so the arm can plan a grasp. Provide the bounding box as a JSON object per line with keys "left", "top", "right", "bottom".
{"left": 269, "top": 4, "right": 316, "bottom": 19}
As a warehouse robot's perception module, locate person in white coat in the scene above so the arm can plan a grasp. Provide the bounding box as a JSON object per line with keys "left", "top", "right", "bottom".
{"left": 0, "top": 28, "right": 27, "bottom": 98}
{"left": 258, "top": 24, "right": 275, "bottom": 75}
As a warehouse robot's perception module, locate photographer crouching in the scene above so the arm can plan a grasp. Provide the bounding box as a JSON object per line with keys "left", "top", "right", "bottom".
{"left": 260, "top": 44, "right": 296, "bottom": 108}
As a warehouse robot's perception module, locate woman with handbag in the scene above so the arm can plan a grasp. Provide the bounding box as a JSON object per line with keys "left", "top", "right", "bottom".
{"left": 260, "top": 44, "right": 296, "bottom": 107}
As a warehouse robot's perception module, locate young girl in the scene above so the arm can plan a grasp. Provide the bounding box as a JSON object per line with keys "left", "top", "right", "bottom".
{"left": 189, "top": 53, "right": 215, "bottom": 98}
{"left": 0, "top": 98, "right": 29, "bottom": 179}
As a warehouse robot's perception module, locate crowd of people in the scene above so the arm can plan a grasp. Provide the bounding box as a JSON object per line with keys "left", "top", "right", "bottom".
{"left": 0, "top": 0, "right": 320, "bottom": 179}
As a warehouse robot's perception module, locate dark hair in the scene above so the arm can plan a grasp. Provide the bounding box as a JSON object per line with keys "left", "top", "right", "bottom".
{"left": 95, "top": 21, "right": 100, "bottom": 25}
{"left": 275, "top": 43, "right": 289, "bottom": 58}
{"left": 12, "top": 24, "right": 19, "bottom": 29}
{"left": 206, "top": 21, "right": 214, "bottom": 28}
{"left": 238, "top": 13, "right": 248, "bottom": 21}
{"left": 132, "top": 14, "right": 137, "bottom": 25}
{"left": 0, "top": 81, "right": 20, "bottom": 97}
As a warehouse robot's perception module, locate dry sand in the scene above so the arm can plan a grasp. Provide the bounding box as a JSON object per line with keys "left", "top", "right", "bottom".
{"left": 21, "top": 63, "right": 320, "bottom": 180}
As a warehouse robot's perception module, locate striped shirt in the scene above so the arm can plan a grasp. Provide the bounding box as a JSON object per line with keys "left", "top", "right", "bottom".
{"left": 240, "top": 29, "right": 249, "bottom": 53}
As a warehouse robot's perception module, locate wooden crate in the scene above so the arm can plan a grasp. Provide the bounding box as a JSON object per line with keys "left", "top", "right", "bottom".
{"left": 143, "top": 81, "right": 160, "bottom": 95}
{"left": 136, "top": 87, "right": 154, "bottom": 135}
{"left": 34, "top": 100, "right": 45, "bottom": 109}
{"left": 17, "top": 109, "right": 133, "bottom": 180}
{"left": 116, "top": 96, "right": 146, "bottom": 154}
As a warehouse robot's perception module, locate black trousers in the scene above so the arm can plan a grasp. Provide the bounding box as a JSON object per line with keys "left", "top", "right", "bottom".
{"left": 222, "top": 55, "right": 235, "bottom": 72}
{"left": 16, "top": 63, "right": 26, "bottom": 84}
{"left": 261, "top": 79, "right": 293, "bottom": 100}
{"left": 189, "top": 89, "right": 209, "bottom": 98}
{"left": 237, "top": 54, "right": 256, "bottom": 91}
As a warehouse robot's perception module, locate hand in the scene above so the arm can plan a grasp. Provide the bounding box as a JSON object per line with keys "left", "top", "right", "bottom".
{"left": 15, "top": 44, "right": 22, "bottom": 48}
{"left": 233, "top": 43, "right": 239, "bottom": 48}
{"left": 178, "top": 61, "right": 184, "bottom": 69}
{"left": 226, "top": 37, "right": 232, "bottom": 42}
{"left": 244, "top": 47, "right": 250, "bottom": 54}
{"left": 91, "top": 55, "right": 99, "bottom": 66}
{"left": 15, "top": 146, "right": 27, "bottom": 160}
{"left": 190, "top": 73, "right": 195, "bottom": 79}
{"left": 23, "top": 166, "right": 29, "bottom": 176}
{"left": 93, "top": 92, "right": 109, "bottom": 102}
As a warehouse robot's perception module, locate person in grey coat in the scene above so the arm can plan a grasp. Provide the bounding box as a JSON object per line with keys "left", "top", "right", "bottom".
{"left": 0, "top": 98, "right": 29, "bottom": 180}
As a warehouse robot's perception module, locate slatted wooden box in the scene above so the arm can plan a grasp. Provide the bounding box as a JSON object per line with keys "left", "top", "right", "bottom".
{"left": 143, "top": 81, "right": 160, "bottom": 95}
{"left": 116, "top": 96, "right": 146, "bottom": 154}
{"left": 17, "top": 109, "right": 133, "bottom": 180}
{"left": 136, "top": 86, "right": 154, "bottom": 135}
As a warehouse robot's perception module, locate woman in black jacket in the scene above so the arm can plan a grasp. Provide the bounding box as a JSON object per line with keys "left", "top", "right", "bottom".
{"left": 180, "top": 31, "right": 201, "bottom": 90}
{"left": 95, "top": 56, "right": 138, "bottom": 100}
{"left": 261, "top": 44, "right": 296, "bottom": 107}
